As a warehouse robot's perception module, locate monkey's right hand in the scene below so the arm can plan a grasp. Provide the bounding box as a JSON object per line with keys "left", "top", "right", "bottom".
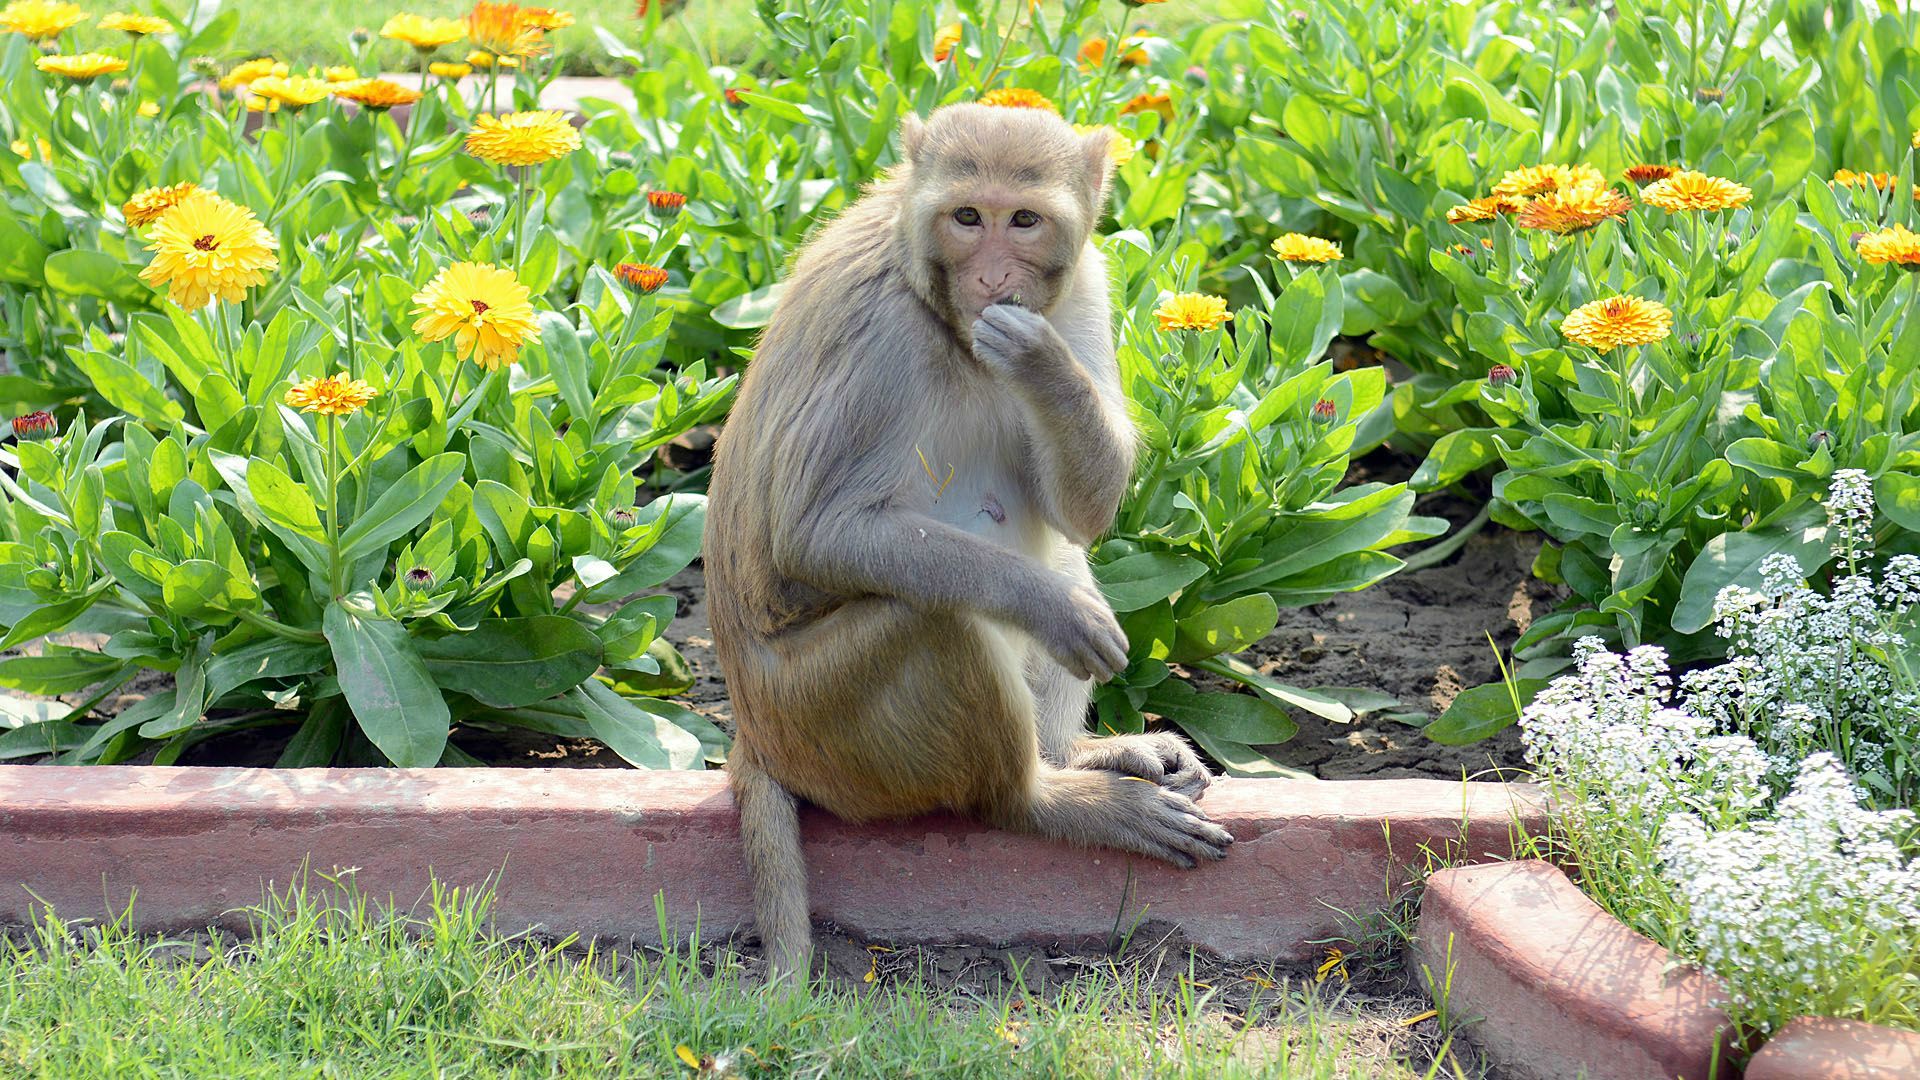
{"left": 1030, "top": 576, "right": 1130, "bottom": 682}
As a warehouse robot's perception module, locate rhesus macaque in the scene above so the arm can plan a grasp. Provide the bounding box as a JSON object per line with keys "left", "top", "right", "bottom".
{"left": 706, "top": 103, "right": 1230, "bottom": 977}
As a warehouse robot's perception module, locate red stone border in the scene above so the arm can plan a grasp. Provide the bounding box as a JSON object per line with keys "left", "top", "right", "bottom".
{"left": 1412, "top": 860, "right": 1736, "bottom": 1080}
{"left": 1746, "top": 1018, "right": 1920, "bottom": 1079}
{"left": 0, "top": 768, "right": 1542, "bottom": 961}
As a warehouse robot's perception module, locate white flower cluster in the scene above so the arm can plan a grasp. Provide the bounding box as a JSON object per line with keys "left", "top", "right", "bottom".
{"left": 1826, "top": 468, "right": 1878, "bottom": 559}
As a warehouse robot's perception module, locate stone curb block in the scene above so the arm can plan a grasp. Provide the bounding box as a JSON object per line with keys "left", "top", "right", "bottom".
{"left": 1412, "top": 860, "right": 1735, "bottom": 1080}
{"left": 0, "top": 767, "right": 1542, "bottom": 960}
{"left": 1745, "top": 1018, "right": 1920, "bottom": 1079}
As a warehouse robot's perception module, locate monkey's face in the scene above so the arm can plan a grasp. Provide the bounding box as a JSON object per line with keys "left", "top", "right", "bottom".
{"left": 931, "top": 186, "right": 1084, "bottom": 320}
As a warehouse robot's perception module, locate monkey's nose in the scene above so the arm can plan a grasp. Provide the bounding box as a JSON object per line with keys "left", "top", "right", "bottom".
{"left": 977, "top": 269, "right": 1014, "bottom": 292}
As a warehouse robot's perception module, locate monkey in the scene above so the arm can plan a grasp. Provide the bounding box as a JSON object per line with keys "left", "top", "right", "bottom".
{"left": 704, "top": 103, "right": 1232, "bottom": 978}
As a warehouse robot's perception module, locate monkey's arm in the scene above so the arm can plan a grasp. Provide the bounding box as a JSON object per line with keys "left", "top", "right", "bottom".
{"left": 970, "top": 305, "right": 1135, "bottom": 545}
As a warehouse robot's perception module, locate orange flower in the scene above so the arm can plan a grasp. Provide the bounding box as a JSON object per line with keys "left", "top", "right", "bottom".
{"left": 646, "top": 189, "right": 687, "bottom": 219}
{"left": 465, "top": 1, "right": 546, "bottom": 58}
{"left": 1560, "top": 296, "right": 1673, "bottom": 351}
{"left": 1623, "top": 164, "right": 1677, "bottom": 186}
{"left": 521, "top": 6, "right": 572, "bottom": 30}
{"left": 615, "top": 262, "right": 668, "bottom": 293}
{"left": 1640, "top": 171, "right": 1751, "bottom": 212}
{"left": 1445, "top": 194, "right": 1527, "bottom": 224}
{"left": 1515, "top": 183, "right": 1631, "bottom": 234}
{"left": 1491, "top": 163, "right": 1603, "bottom": 198}
{"left": 932, "top": 22, "right": 961, "bottom": 62}
{"left": 1856, "top": 224, "right": 1920, "bottom": 269}
{"left": 1120, "top": 91, "right": 1174, "bottom": 121}
{"left": 333, "top": 78, "right": 423, "bottom": 110}
{"left": 978, "top": 87, "right": 1058, "bottom": 112}
{"left": 1077, "top": 33, "right": 1148, "bottom": 71}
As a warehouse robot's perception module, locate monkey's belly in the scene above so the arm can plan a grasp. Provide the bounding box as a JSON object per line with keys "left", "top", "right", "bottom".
{"left": 928, "top": 479, "right": 1048, "bottom": 556}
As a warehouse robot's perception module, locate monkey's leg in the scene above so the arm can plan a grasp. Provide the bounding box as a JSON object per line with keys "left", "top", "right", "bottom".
{"left": 988, "top": 764, "right": 1234, "bottom": 870}
{"left": 728, "top": 750, "right": 813, "bottom": 980}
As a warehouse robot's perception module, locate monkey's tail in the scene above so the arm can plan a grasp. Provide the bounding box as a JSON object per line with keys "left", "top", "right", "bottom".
{"left": 729, "top": 750, "right": 812, "bottom": 981}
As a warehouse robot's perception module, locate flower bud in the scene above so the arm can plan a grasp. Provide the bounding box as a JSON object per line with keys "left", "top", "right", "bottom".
{"left": 607, "top": 506, "right": 639, "bottom": 530}
{"left": 1808, "top": 429, "right": 1832, "bottom": 452}
{"left": 190, "top": 56, "right": 219, "bottom": 77}
{"left": 607, "top": 150, "right": 637, "bottom": 169}
{"left": 1694, "top": 86, "right": 1725, "bottom": 104}
{"left": 614, "top": 262, "right": 668, "bottom": 294}
{"left": 1183, "top": 66, "right": 1208, "bottom": 87}
{"left": 403, "top": 566, "right": 436, "bottom": 591}
{"left": 11, "top": 411, "right": 57, "bottom": 442}
{"left": 1310, "top": 398, "right": 1337, "bottom": 426}
{"left": 396, "top": 214, "right": 420, "bottom": 230}
{"left": 723, "top": 86, "right": 748, "bottom": 108}
{"left": 646, "top": 190, "right": 688, "bottom": 220}
{"left": 1487, "top": 364, "right": 1516, "bottom": 388}
{"left": 349, "top": 27, "right": 372, "bottom": 47}
{"left": 467, "top": 205, "right": 493, "bottom": 225}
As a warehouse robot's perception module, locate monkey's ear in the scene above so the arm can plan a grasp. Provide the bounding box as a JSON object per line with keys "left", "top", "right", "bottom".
{"left": 899, "top": 113, "right": 928, "bottom": 165}
{"left": 1078, "top": 124, "right": 1116, "bottom": 211}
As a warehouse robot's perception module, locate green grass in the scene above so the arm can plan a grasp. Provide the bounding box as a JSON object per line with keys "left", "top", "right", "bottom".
{"left": 0, "top": 875, "right": 1476, "bottom": 1078}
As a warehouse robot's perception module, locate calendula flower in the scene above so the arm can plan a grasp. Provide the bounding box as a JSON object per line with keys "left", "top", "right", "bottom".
{"left": 10, "top": 137, "right": 51, "bottom": 160}
{"left": 248, "top": 75, "right": 331, "bottom": 109}
{"left": 467, "top": 49, "right": 520, "bottom": 68}
{"left": 1446, "top": 194, "right": 1527, "bottom": 224}
{"left": 285, "top": 374, "right": 378, "bottom": 415}
{"left": 429, "top": 61, "right": 472, "bottom": 78}
{"left": 1310, "top": 399, "right": 1337, "bottom": 425}
{"left": 136, "top": 99, "right": 159, "bottom": 118}
{"left": 324, "top": 65, "right": 358, "bottom": 82}
{"left": 1516, "top": 183, "right": 1631, "bottom": 234}
{"left": 138, "top": 191, "right": 279, "bottom": 309}
{"left": 1271, "top": 233, "right": 1343, "bottom": 263}
{"left": 1856, "top": 224, "right": 1920, "bottom": 269}
{"left": 1640, "top": 170, "right": 1752, "bottom": 212}
{"left": 1624, "top": 163, "right": 1677, "bottom": 186}
{"left": 10, "top": 410, "right": 56, "bottom": 441}
{"left": 1693, "top": 86, "right": 1724, "bottom": 103}
{"left": 403, "top": 566, "right": 437, "bottom": 590}
{"left": 219, "top": 57, "right": 287, "bottom": 90}
{"left": 978, "top": 87, "right": 1058, "bottom": 112}
{"left": 1560, "top": 295, "right": 1674, "bottom": 350}
{"left": 1912, "top": 130, "right": 1919, "bottom": 150}
{"left": 1072, "top": 123, "right": 1136, "bottom": 166}
{"left": 1077, "top": 34, "right": 1149, "bottom": 70}
{"left": 98, "top": 11, "right": 171, "bottom": 35}
{"left": 1, "top": 0, "right": 84, "bottom": 39}
{"left": 607, "top": 506, "right": 638, "bottom": 529}
{"left": 464, "top": 110, "right": 579, "bottom": 166}
{"left": 1832, "top": 168, "right": 1896, "bottom": 191}
{"left": 35, "top": 53, "right": 127, "bottom": 82}
{"left": 614, "top": 262, "right": 668, "bottom": 293}
{"left": 465, "top": 2, "right": 546, "bottom": 58}
{"left": 721, "top": 86, "right": 746, "bottom": 107}
{"left": 121, "top": 180, "right": 199, "bottom": 227}
{"left": 411, "top": 261, "right": 540, "bottom": 368}
{"left": 380, "top": 12, "right": 466, "bottom": 51}
{"left": 333, "top": 78, "right": 422, "bottom": 110}
{"left": 1154, "top": 292, "right": 1232, "bottom": 332}
{"left": 1120, "top": 91, "right": 1174, "bottom": 121}
{"left": 246, "top": 97, "right": 280, "bottom": 114}
{"left": 932, "top": 22, "right": 961, "bottom": 62}
{"left": 521, "top": 6, "right": 572, "bottom": 30}
{"left": 1487, "top": 364, "right": 1517, "bottom": 388}
{"left": 1491, "top": 163, "right": 1604, "bottom": 198}
{"left": 646, "top": 189, "right": 687, "bottom": 219}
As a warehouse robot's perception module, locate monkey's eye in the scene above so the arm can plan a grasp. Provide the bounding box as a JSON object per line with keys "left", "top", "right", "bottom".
{"left": 1011, "top": 209, "right": 1041, "bottom": 228}
{"left": 952, "top": 207, "right": 982, "bottom": 226}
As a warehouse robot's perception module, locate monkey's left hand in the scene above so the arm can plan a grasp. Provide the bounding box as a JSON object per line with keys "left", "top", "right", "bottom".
{"left": 970, "top": 303, "right": 1072, "bottom": 382}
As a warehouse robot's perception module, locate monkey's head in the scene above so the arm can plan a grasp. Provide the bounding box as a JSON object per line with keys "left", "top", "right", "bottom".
{"left": 896, "top": 104, "right": 1114, "bottom": 329}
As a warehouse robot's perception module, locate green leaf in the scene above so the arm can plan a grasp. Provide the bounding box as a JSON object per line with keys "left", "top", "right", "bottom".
{"left": 337, "top": 453, "right": 466, "bottom": 561}
{"left": 1267, "top": 268, "right": 1344, "bottom": 369}
{"left": 247, "top": 458, "right": 324, "bottom": 540}
{"left": 0, "top": 721, "right": 89, "bottom": 760}
{"left": 417, "top": 616, "right": 604, "bottom": 707}
{"left": 711, "top": 282, "right": 785, "bottom": 330}
{"left": 324, "top": 598, "right": 449, "bottom": 767}
{"left": 161, "top": 560, "right": 257, "bottom": 623}
{"left": 1671, "top": 527, "right": 1831, "bottom": 634}
{"left": 1094, "top": 552, "right": 1207, "bottom": 612}
{"left": 596, "top": 594, "right": 677, "bottom": 666}
{"left": 1875, "top": 473, "right": 1920, "bottom": 532}
{"left": 580, "top": 495, "right": 707, "bottom": 601}
{"left": 0, "top": 214, "right": 50, "bottom": 285}
{"left": 571, "top": 680, "right": 701, "bottom": 769}
{"left": 73, "top": 350, "right": 184, "bottom": 425}
{"left": 1411, "top": 428, "right": 1501, "bottom": 491}
{"left": 1424, "top": 680, "right": 1548, "bottom": 745}
{"left": 44, "top": 249, "right": 150, "bottom": 306}
{"left": 0, "top": 652, "right": 126, "bottom": 695}
{"left": 1145, "top": 680, "right": 1298, "bottom": 744}
{"left": 1169, "top": 594, "right": 1279, "bottom": 664}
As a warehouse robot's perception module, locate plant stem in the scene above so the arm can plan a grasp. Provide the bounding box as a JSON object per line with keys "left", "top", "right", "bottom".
{"left": 236, "top": 608, "right": 328, "bottom": 644}
{"left": 325, "top": 412, "right": 343, "bottom": 598}
{"left": 1398, "top": 502, "right": 1492, "bottom": 574}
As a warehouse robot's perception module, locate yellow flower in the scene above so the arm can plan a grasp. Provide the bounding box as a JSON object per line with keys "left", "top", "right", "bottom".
{"left": 1640, "top": 170, "right": 1752, "bottom": 212}
{"left": 932, "top": 22, "right": 961, "bottom": 62}
{"left": 332, "top": 78, "right": 422, "bottom": 111}
{"left": 121, "top": 180, "right": 199, "bottom": 227}
{"left": 1491, "top": 163, "right": 1604, "bottom": 198}
{"left": 1154, "top": 292, "right": 1232, "bottom": 332}
{"left": 1912, "top": 130, "right": 1920, "bottom": 149}
{"left": 1077, "top": 33, "right": 1149, "bottom": 70}
{"left": 1446, "top": 194, "right": 1527, "bottom": 224}
{"left": 1515, "top": 183, "right": 1631, "bottom": 234}
{"left": 138, "top": 191, "right": 279, "bottom": 309}
{"left": 98, "top": 11, "right": 171, "bottom": 35}
{"left": 10, "top": 137, "right": 51, "bottom": 160}
{"left": 1072, "top": 123, "right": 1136, "bottom": 167}
{"left": 978, "top": 87, "right": 1057, "bottom": 112}
{"left": 248, "top": 75, "right": 331, "bottom": 109}
{"left": 412, "top": 262, "right": 540, "bottom": 369}
{"left": 285, "top": 374, "right": 378, "bottom": 416}
{"left": 1560, "top": 296, "right": 1674, "bottom": 351}
{"left": 429, "top": 61, "right": 473, "bottom": 79}
{"left": 1271, "top": 233, "right": 1344, "bottom": 263}
{"left": 324, "top": 65, "right": 359, "bottom": 82}
{"left": 464, "top": 110, "right": 580, "bottom": 166}
{"left": 136, "top": 99, "right": 159, "bottom": 117}
{"left": 36, "top": 53, "right": 128, "bottom": 82}
{"left": 1, "top": 0, "right": 84, "bottom": 39}
{"left": 380, "top": 12, "right": 466, "bottom": 51}
{"left": 521, "top": 6, "right": 572, "bottom": 30}
{"left": 465, "top": 2, "right": 546, "bottom": 58}
{"left": 246, "top": 97, "right": 280, "bottom": 114}
{"left": 219, "top": 57, "right": 287, "bottom": 90}
{"left": 1832, "top": 168, "right": 1895, "bottom": 191}
{"left": 1856, "top": 224, "right": 1920, "bottom": 269}
{"left": 466, "top": 49, "right": 520, "bottom": 68}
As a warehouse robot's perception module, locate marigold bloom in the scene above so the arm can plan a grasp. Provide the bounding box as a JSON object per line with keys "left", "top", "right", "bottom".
{"left": 1154, "top": 292, "right": 1232, "bottom": 332}
{"left": 1856, "top": 224, "right": 1920, "bottom": 269}
{"left": 615, "top": 262, "right": 668, "bottom": 293}
{"left": 138, "top": 191, "right": 279, "bottom": 309}
{"left": 1560, "top": 296, "right": 1674, "bottom": 351}
{"left": 333, "top": 78, "right": 422, "bottom": 110}
{"left": 10, "top": 410, "right": 57, "bottom": 442}
{"left": 380, "top": 12, "right": 466, "bottom": 51}
{"left": 1072, "top": 123, "right": 1136, "bottom": 166}
{"left": 465, "top": 2, "right": 546, "bottom": 58}
{"left": 1624, "top": 163, "right": 1676, "bottom": 186}
{"left": 249, "top": 75, "right": 331, "bottom": 109}
{"left": 36, "top": 53, "right": 128, "bottom": 82}
{"left": 467, "top": 49, "right": 520, "bottom": 68}
{"left": 1120, "top": 91, "right": 1174, "bottom": 121}
{"left": 246, "top": 97, "right": 280, "bottom": 114}
{"left": 1640, "top": 170, "right": 1751, "bottom": 212}
{"left": 1, "top": 0, "right": 84, "bottom": 39}
{"left": 1516, "top": 183, "right": 1631, "bottom": 234}
{"left": 429, "top": 61, "right": 472, "bottom": 78}
{"left": 98, "top": 11, "right": 171, "bottom": 35}
{"left": 324, "top": 65, "right": 358, "bottom": 82}
{"left": 1078, "top": 34, "right": 1148, "bottom": 70}
{"left": 1491, "top": 163, "right": 1603, "bottom": 198}
{"left": 122, "top": 180, "right": 199, "bottom": 227}
{"left": 1445, "top": 194, "right": 1527, "bottom": 224}
{"left": 136, "top": 100, "right": 159, "bottom": 118}
{"left": 285, "top": 374, "right": 378, "bottom": 416}
{"left": 11, "top": 137, "right": 50, "bottom": 160}
{"left": 646, "top": 189, "right": 687, "bottom": 219}
{"left": 1271, "top": 233, "right": 1343, "bottom": 263}
{"left": 1832, "top": 168, "right": 1896, "bottom": 191}
{"left": 932, "top": 22, "right": 961, "bottom": 62}
{"left": 464, "top": 110, "right": 580, "bottom": 166}
{"left": 411, "top": 261, "right": 540, "bottom": 368}
{"left": 978, "top": 87, "right": 1058, "bottom": 113}
{"left": 219, "top": 57, "right": 287, "bottom": 90}
{"left": 521, "top": 6, "right": 572, "bottom": 29}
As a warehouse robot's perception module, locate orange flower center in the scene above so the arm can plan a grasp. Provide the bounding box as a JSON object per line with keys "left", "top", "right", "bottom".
{"left": 193, "top": 234, "right": 219, "bottom": 251}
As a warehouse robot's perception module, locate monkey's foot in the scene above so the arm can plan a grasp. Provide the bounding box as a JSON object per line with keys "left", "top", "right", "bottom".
{"left": 1070, "top": 733, "right": 1214, "bottom": 799}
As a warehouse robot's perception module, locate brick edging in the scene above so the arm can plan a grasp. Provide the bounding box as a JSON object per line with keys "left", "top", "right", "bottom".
{"left": 1, "top": 767, "right": 1541, "bottom": 961}
{"left": 1745, "top": 1017, "right": 1920, "bottom": 1079}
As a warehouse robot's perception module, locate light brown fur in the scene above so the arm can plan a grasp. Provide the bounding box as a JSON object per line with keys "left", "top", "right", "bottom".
{"left": 706, "top": 104, "right": 1229, "bottom": 978}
